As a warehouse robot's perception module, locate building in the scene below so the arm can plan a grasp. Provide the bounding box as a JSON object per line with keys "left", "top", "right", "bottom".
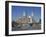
{"left": 16, "top": 16, "right": 32, "bottom": 24}
{"left": 16, "top": 11, "right": 34, "bottom": 24}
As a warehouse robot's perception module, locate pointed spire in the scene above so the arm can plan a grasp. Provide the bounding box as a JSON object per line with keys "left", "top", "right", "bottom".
{"left": 31, "top": 11, "right": 34, "bottom": 17}
{"left": 23, "top": 11, "right": 26, "bottom": 16}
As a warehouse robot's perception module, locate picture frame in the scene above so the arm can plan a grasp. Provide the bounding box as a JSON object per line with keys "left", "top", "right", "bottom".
{"left": 5, "top": 1, "right": 45, "bottom": 36}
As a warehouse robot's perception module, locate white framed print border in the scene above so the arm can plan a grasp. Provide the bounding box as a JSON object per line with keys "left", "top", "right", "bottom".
{"left": 5, "top": 1, "right": 45, "bottom": 36}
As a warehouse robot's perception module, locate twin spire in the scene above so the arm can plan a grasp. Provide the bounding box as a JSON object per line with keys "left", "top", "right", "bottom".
{"left": 23, "top": 11, "right": 26, "bottom": 16}
{"left": 23, "top": 11, "right": 34, "bottom": 17}
{"left": 31, "top": 11, "right": 34, "bottom": 17}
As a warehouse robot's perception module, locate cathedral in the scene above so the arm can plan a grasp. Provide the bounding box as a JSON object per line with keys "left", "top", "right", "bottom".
{"left": 12, "top": 11, "right": 41, "bottom": 30}
{"left": 16, "top": 11, "right": 34, "bottom": 24}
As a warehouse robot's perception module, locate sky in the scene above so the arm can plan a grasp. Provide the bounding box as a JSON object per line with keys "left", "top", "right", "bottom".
{"left": 12, "top": 6, "right": 41, "bottom": 22}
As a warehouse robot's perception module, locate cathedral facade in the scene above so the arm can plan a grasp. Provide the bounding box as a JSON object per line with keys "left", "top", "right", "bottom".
{"left": 16, "top": 11, "right": 33, "bottom": 24}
